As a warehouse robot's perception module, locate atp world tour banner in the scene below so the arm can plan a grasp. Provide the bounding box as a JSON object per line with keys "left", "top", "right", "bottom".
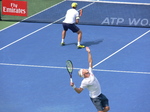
{"left": 66, "top": 0, "right": 150, "bottom": 27}
{"left": 2, "top": 0, "right": 28, "bottom": 17}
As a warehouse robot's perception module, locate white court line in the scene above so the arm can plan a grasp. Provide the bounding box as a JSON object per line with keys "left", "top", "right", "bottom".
{"left": 0, "top": 20, "right": 61, "bottom": 51}
{"left": 93, "top": 30, "right": 150, "bottom": 68}
{"left": 93, "top": 69, "right": 150, "bottom": 75}
{"left": 0, "top": 63, "right": 66, "bottom": 69}
{"left": 0, "top": 63, "right": 150, "bottom": 75}
{"left": 0, "top": 0, "right": 66, "bottom": 32}
{"left": 0, "top": 2, "right": 95, "bottom": 51}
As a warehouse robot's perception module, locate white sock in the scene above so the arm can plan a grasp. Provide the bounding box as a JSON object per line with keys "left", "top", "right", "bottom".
{"left": 61, "top": 39, "right": 64, "bottom": 43}
{"left": 77, "top": 42, "right": 80, "bottom": 46}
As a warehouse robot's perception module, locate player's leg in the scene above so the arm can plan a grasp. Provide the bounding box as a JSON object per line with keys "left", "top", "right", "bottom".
{"left": 62, "top": 30, "right": 66, "bottom": 39}
{"left": 77, "top": 30, "right": 83, "bottom": 47}
{"left": 69, "top": 24, "right": 85, "bottom": 48}
{"left": 61, "top": 23, "right": 68, "bottom": 45}
{"left": 97, "top": 105, "right": 109, "bottom": 112}
{"left": 61, "top": 30, "right": 66, "bottom": 45}
{"left": 90, "top": 96, "right": 103, "bottom": 112}
{"left": 76, "top": 30, "right": 85, "bottom": 48}
{"left": 101, "top": 94, "right": 110, "bottom": 112}
{"left": 103, "top": 106, "right": 110, "bottom": 112}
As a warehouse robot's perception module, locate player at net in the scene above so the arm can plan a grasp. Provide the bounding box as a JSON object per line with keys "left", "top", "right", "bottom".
{"left": 61, "top": 2, "right": 85, "bottom": 49}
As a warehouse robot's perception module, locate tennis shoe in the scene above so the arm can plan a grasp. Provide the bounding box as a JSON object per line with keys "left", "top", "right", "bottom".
{"left": 61, "top": 42, "right": 65, "bottom": 46}
{"left": 77, "top": 45, "right": 85, "bottom": 49}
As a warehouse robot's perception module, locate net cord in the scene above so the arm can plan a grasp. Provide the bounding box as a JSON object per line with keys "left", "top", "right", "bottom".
{"left": 67, "top": 0, "right": 150, "bottom": 5}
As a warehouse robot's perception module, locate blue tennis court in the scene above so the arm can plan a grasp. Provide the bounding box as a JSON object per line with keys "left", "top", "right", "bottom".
{"left": 0, "top": 0, "right": 150, "bottom": 112}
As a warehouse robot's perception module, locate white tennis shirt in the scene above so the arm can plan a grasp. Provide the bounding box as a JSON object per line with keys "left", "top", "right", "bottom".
{"left": 80, "top": 67, "right": 102, "bottom": 98}
{"left": 63, "top": 8, "right": 79, "bottom": 24}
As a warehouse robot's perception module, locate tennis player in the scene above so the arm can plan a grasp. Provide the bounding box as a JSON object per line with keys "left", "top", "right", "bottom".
{"left": 61, "top": 2, "right": 85, "bottom": 48}
{"left": 70, "top": 47, "right": 110, "bottom": 112}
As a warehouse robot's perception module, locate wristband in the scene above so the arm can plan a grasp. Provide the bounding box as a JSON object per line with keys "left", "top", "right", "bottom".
{"left": 72, "top": 85, "right": 76, "bottom": 89}
{"left": 76, "top": 16, "right": 80, "bottom": 19}
{"left": 70, "top": 78, "right": 73, "bottom": 83}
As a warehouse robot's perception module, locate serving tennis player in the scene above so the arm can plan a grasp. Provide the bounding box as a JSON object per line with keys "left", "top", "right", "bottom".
{"left": 70, "top": 47, "right": 110, "bottom": 112}
{"left": 61, "top": 2, "right": 85, "bottom": 48}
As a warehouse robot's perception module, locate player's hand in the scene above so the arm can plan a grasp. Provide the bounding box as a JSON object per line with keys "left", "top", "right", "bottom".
{"left": 79, "top": 9, "right": 83, "bottom": 16}
{"left": 70, "top": 82, "right": 74, "bottom": 87}
{"left": 86, "top": 47, "right": 90, "bottom": 52}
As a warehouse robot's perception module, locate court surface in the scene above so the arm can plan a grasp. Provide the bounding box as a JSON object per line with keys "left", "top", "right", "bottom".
{"left": 0, "top": 0, "right": 150, "bottom": 112}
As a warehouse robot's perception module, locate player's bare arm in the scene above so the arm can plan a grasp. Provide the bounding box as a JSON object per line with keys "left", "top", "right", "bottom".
{"left": 74, "top": 87, "right": 83, "bottom": 93}
{"left": 79, "top": 9, "right": 83, "bottom": 16}
{"left": 86, "top": 47, "right": 93, "bottom": 68}
{"left": 70, "top": 82, "right": 83, "bottom": 93}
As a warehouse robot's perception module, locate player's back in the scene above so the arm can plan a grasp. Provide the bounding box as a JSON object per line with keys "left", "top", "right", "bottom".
{"left": 63, "top": 9, "right": 78, "bottom": 24}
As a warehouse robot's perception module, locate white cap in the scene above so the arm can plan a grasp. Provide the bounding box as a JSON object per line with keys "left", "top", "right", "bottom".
{"left": 78, "top": 69, "right": 84, "bottom": 77}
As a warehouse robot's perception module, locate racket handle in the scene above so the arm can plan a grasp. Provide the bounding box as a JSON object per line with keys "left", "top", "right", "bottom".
{"left": 70, "top": 78, "right": 73, "bottom": 83}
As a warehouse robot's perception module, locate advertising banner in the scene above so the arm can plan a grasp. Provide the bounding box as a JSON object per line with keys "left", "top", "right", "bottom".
{"left": 2, "top": 0, "right": 28, "bottom": 17}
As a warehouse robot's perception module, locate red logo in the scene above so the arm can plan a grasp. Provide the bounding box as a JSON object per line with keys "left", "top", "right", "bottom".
{"left": 2, "top": 0, "right": 28, "bottom": 17}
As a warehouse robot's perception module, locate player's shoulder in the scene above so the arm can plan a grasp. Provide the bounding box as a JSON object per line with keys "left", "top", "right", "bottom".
{"left": 67, "top": 8, "right": 72, "bottom": 12}
{"left": 69, "top": 8, "right": 78, "bottom": 12}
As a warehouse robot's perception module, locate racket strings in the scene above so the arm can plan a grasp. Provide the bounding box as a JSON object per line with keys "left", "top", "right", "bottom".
{"left": 66, "top": 61, "right": 73, "bottom": 73}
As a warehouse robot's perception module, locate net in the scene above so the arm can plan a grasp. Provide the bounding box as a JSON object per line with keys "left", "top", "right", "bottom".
{"left": 79, "top": 1, "right": 150, "bottom": 27}
{"left": 1, "top": 0, "right": 150, "bottom": 28}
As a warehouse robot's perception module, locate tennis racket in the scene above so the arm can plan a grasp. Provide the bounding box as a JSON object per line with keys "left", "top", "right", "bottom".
{"left": 79, "top": 9, "right": 83, "bottom": 16}
{"left": 66, "top": 60, "right": 73, "bottom": 83}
